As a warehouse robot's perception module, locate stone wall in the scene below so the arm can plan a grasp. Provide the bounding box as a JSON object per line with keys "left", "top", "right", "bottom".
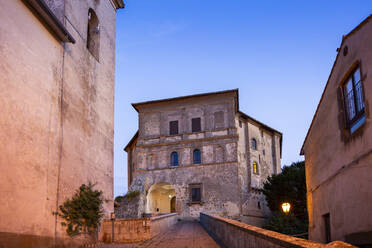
{"left": 102, "top": 213, "right": 178, "bottom": 243}
{"left": 124, "top": 90, "right": 282, "bottom": 223}
{"left": 200, "top": 213, "right": 356, "bottom": 248}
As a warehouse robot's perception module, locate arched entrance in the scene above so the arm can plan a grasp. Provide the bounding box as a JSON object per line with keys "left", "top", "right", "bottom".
{"left": 146, "top": 183, "right": 176, "bottom": 214}
{"left": 170, "top": 196, "right": 176, "bottom": 213}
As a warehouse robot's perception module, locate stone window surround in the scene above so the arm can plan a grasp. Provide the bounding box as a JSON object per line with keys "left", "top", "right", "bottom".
{"left": 188, "top": 183, "right": 203, "bottom": 205}
{"left": 193, "top": 148, "right": 202, "bottom": 164}
{"left": 170, "top": 151, "right": 179, "bottom": 166}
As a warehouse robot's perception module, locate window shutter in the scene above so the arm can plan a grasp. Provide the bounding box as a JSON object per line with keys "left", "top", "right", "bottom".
{"left": 169, "top": 121, "right": 179, "bottom": 135}
{"left": 192, "top": 118, "right": 201, "bottom": 132}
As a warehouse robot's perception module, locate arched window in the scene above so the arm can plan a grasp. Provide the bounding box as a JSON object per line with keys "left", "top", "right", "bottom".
{"left": 193, "top": 149, "right": 201, "bottom": 164}
{"left": 251, "top": 138, "right": 257, "bottom": 150}
{"left": 170, "top": 152, "right": 178, "bottom": 166}
{"left": 253, "top": 161, "right": 259, "bottom": 174}
{"left": 87, "top": 9, "right": 100, "bottom": 60}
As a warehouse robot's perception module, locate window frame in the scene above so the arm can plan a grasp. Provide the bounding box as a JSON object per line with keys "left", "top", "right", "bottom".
{"left": 87, "top": 8, "right": 100, "bottom": 61}
{"left": 342, "top": 66, "right": 366, "bottom": 134}
{"left": 191, "top": 117, "right": 201, "bottom": 132}
{"left": 253, "top": 161, "right": 259, "bottom": 175}
{"left": 193, "top": 149, "right": 202, "bottom": 164}
{"left": 251, "top": 138, "right": 257, "bottom": 150}
{"left": 169, "top": 120, "right": 179, "bottom": 135}
{"left": 189, "top": 183, "right": 202, "bottom": 203}
{"left": 170, "top": 151, "right": 179, "bottom": 166}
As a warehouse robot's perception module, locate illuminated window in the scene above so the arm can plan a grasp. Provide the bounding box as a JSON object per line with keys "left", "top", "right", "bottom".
{"left": 343, "top": 67, "right": 365, "bottom": 133}
{"left": 253, "top": 161, "right": 259, "bottom": 174}
{"left": 170, "top": 152, "right": 178, "bottom": 166}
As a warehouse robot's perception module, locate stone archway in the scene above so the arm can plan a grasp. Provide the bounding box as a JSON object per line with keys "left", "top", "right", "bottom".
{"left": 146, "top": 183, "right": 176, "bottom": 215}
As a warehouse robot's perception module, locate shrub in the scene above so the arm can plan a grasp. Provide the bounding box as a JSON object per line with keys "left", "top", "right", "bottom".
{"left": 54, "top": 182, "right": 104, "bottom": 237}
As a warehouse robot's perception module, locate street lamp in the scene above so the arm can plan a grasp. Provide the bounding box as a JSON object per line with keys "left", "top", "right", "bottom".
{"left": 281, "top": 202, "right": 291, "bottom": 214}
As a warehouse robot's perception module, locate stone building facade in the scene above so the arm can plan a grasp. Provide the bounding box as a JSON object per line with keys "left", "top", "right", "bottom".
{"left": 121, "top": 89, "right": 282, "bottom": 226}
{"left": 301, "top": 15, "right": 372, "bottom": 246}
{"left": 0, "top": 0, "right": 123, "bottom": 247}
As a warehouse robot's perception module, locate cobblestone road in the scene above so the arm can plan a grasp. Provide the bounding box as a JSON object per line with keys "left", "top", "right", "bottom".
{"left": 95, "top": 221, "right": 220, "bottom": 248}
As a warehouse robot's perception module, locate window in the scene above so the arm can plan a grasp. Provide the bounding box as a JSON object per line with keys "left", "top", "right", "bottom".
{"left": 253, "top": 161, "right": 259, "bottom": 174}
{"left": 170, "top": 152, "right": 178, "bottom": 166}
{"left": 87, "top": 9, "right": 100, "bottom": 60}
{"left": 239, "top": 120, "right": 242, "bottom": 128}
{"left": 192, "top": 118, "right": 201, "bottom": 132}
{"left": 343, "top": 67, "right": 365, "bottom": 133}
{"left": 193, "top": 149, "right": 201, "bottom": 164}
{"left": 190, "top": 184, "right": 202, "bottom": 203}
{"left": 251, "top": 139, "right": 257, "bottom": 150}
{"left": 323, "top": 213, "right": 331, "bottom": 243}
{"left": 169, "top": 121, "right": 179, "bottom": 135}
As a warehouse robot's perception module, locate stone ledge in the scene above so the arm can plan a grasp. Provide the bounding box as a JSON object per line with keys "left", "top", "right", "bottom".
{"left": 200, "top": 213, "right": 356, "bottom": 248}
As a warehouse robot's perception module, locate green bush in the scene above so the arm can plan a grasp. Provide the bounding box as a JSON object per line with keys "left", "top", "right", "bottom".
{"left": 262, "top": 161, "right": 308, "bottom": 237}
{"left": 263, "top": 212, "right": 308, "bottom": 237}
{"left": 125, "top": 190, "right": 140, "bottom": 201}
{"left": 54, "top": 182, "right": 104, "bottom": 237}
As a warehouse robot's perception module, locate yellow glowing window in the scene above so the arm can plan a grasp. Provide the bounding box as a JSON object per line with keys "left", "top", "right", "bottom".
{"left": 253, "top": 161, "right": 258, "bottom": 174}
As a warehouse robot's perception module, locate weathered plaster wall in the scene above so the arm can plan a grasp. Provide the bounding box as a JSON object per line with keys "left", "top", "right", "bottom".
{"left": 0, "top": 0, "right": 118, "bottom": 247}
{"left": 303, "top": 19, "right": 372, "bottom": 244}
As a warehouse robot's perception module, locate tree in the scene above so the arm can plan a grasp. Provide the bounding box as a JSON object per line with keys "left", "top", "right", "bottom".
{"left": 262, "top": 161, "right": 308, "bottom": 236}
{"left": 54, "top": 182, "right": 104, "bottom": 237}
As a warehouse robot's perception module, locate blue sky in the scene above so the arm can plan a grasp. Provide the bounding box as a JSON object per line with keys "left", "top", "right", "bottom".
{"left": 113, "top": 0, "right": 372, "bottom": 197}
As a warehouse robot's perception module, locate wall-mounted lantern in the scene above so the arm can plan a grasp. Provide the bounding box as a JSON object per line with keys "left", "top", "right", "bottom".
{"left": 281, "top": 202, "right": 291, "bottom": 214}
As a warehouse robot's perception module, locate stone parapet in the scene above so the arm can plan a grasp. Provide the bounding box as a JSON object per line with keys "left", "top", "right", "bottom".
{"left": 102, "top": 213, "right": 178, "bottom": 243}
{"left": 200, "top": 213, "right": 356, "bottom": 248}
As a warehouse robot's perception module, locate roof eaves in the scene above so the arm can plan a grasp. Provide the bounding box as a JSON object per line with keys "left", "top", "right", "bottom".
{"left": 23, "top": 0, "right": 75, "bottom": 43}
{"left": 300, "top": 44, "right": 343, "bottom": 155}
{"left": 300, "top": 14, "right": 372, "bottom": 155}
{"left": 124, "top": 131, "right": 138, "bottom": 152}
{"left": 132, "top": 89, "right": 239, "bottom": 112}
{"left": 112, "top": 0, "right": 125, "bottom": 9}
{"left": 238, "top": 111, "right": 282, "bottom": 136}
{"left": 342, "top": 14, "right": 372, "bottom": 42}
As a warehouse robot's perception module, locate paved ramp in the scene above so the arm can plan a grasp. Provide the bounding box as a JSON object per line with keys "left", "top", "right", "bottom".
{"left": 96, "top": 221, "right": 220, "bottom": 248}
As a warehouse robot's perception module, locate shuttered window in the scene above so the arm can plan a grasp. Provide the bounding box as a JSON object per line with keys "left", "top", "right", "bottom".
{"left": 192, "top": 118, "right": 201, "bottom": 132}
{"left": 169, "top": 121, "right": 179, "bottom": 135}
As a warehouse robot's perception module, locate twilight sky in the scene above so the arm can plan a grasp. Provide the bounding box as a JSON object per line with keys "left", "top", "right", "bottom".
{"left": 113, "top": 0, "right": 372, "bottom": 197}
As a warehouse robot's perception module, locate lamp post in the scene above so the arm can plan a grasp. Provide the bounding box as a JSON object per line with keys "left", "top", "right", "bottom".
{"left": 281, "top": 202, "right": 291, "bottom": 214}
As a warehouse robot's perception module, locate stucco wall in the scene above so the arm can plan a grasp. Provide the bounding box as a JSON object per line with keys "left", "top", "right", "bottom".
{"left": 302, "top": 18, "right": 372, "bottom": 244}
{"left": 0, "top": 0, "right": 118, "bottom": 247}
